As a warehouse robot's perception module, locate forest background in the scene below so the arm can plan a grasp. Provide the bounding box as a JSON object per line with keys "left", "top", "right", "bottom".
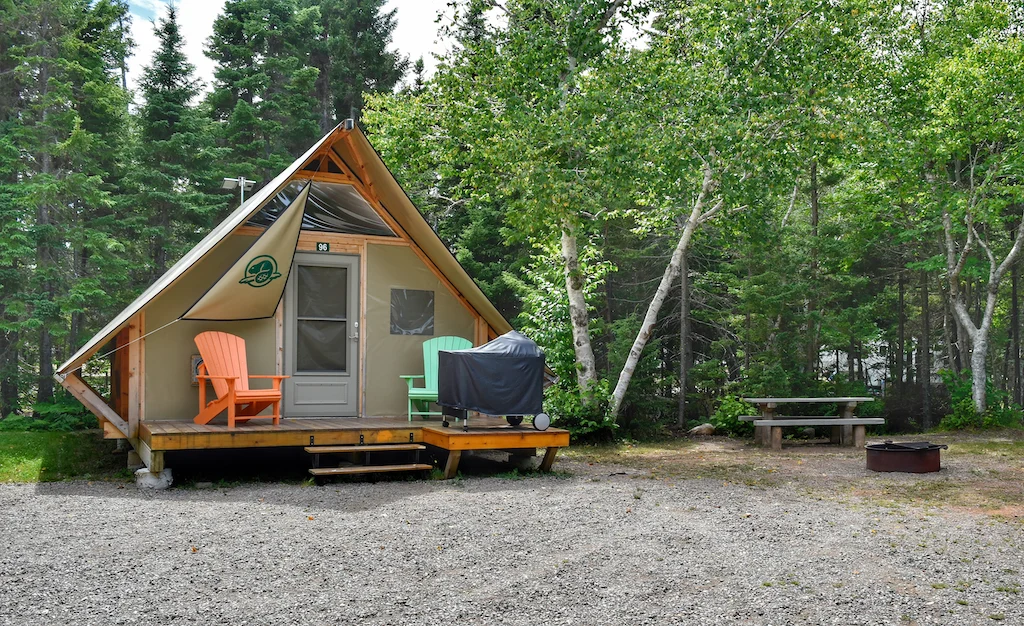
{"left": 2, "top": 0, "right": 1023, "bottom": 439}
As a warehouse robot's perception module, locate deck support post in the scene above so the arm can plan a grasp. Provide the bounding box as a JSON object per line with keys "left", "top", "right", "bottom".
{"left": 539, "top": 447, "right": 560, "bottom": 472}
{"left": 443, "top": 450, "right": 462, "bottom": 479}
{"left": 134, "top": 438, "right": 165, "bottom": 473}
{"left": 127, "top": 450, "right": 144, "bottom": 469}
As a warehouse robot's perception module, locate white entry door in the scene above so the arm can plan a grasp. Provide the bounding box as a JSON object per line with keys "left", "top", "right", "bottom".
{"left": 284, "top": 252, "right": 359, "bottom": 416}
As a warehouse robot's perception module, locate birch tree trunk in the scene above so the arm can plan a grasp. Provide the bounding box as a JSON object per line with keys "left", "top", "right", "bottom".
{"left": 561, "top": 223, "right": 599, "bottom": 401}
{"left": 547, "top": 2, "right": 625, "bottom": 407}
{"left": 609, "top": 160, "right": 719, "bottom": 420}
{"left": 942, "top": 207, "right": 1024, "bottom": 413}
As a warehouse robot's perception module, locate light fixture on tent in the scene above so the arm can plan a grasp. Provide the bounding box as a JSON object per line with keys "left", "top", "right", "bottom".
{"left": 222, "top": 176, "right": 257, "bottom": 206}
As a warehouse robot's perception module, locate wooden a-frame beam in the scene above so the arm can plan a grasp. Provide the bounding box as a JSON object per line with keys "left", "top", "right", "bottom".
{"left": 58, "top": 372, "right": 130, "bottom": 438}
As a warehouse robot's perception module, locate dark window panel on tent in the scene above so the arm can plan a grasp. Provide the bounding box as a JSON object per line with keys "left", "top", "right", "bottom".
{"left": 390, "top": 289, "right": 434, "bottom": 335}
{"left": 247, "top": 180, "right": 396, "bottom": 236}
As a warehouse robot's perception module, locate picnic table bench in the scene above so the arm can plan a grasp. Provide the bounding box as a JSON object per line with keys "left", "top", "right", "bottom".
{"left": 741, "top": 397, "right": 883, "bottom": 451}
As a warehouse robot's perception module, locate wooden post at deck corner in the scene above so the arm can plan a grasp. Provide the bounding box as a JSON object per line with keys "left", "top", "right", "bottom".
{"left": 443, "top": 450, "right": 462, "bottom": 479}
{"left": 539, "top": 447, "right": 560, "bottom": 472}
{"left": 126, "top": 314, "right": 144, "bottom": 439}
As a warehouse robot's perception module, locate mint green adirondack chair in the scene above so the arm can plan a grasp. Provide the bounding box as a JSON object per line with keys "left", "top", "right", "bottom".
{"left": 400, "top": 336, "right": 473, "bottom": 421}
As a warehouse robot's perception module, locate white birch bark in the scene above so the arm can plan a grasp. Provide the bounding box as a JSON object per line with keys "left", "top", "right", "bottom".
{"left": 942, "top": 207, "right": 1024, "bottom": 413}
{"left": 561, "top": 223, "right": 600, "bottom": 399}
{"left": 609, "top": 159, "right": 721, "bottom": 420}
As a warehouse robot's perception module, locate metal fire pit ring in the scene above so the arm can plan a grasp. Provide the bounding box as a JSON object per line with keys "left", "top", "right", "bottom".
{"left": 865, "top": 441, "right": 948, "bottom": 473}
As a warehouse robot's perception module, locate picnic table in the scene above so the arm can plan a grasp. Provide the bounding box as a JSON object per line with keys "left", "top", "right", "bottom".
{"left": 741, "top": 397, "right": 883, "bottom": 451}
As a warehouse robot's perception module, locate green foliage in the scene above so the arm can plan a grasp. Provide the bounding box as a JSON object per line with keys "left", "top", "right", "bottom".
{"left": 544, "top": 381, "right": 616, "bottom": 440}
{"left": 710, "top": 395, "right": 756, "bottom": 437}
{"left": 128, "top": 6, "right": 225, "bottom": 280}
{"left": 504, "top": 249, "right": 617, "bottom": 439}
{"left": 0, "top": 394, "right": 93, "bottom": 431}
{"left": 299, "top": 0, "right": 407, "bottom": 129}
{"left": 206, "top": 0, "right": 322, "bottom": 181}
{"left": 937, "top": 370, "right": 1023, "bottom": 430}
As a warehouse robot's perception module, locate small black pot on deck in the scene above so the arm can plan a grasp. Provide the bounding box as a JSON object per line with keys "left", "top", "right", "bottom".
{"left": 865, "top": 441, "right": 948, "bottom": 473}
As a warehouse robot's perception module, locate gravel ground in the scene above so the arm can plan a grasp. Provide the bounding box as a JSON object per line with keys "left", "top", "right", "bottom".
{"left": 1, "top": 454, "right": 1022, "bottom": 626}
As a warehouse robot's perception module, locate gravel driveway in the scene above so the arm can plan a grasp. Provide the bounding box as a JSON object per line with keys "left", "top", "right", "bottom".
{"left": 1, "top": 456, "right": 1021, "bottom": 625}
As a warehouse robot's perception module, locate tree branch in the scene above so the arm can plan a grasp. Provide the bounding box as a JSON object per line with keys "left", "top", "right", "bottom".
{"left": 752, "top": 3, "right": 824, "bottom": 72}
{"left": 970, "top": 223, "right": 997, "bottom": 282}
{"left": 596, "top": 0, "right": 628, "bottom": 34}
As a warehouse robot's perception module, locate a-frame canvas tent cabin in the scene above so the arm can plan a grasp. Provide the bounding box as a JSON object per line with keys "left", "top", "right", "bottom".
{"left": 55, "top": 121, "right": 568, "bottom": 476}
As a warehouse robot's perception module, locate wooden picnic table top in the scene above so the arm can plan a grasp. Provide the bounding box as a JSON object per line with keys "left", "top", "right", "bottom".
{"left": 742, "top": 397, "right": 874, "bottom": 404}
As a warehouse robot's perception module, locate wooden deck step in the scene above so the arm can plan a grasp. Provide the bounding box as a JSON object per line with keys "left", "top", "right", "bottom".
{"left": 304, "top": 444, "right": 426, "bottom": 454}
{"left": 309, "top": 463, "right": 432, "bottom": 476}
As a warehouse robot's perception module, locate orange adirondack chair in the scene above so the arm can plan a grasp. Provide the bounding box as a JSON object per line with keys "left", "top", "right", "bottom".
{"left": 193, "top": 331, "right": 288, "bottom": 428}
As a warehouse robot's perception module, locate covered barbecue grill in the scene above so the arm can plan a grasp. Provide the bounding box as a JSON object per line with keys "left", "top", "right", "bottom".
{"left": 437, "top": 331, "right": 549, "bottom": 430}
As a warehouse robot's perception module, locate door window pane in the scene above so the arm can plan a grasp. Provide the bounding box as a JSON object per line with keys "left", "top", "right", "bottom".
{"left": 297, "top": 320, "right": 347, "bottom": 371}
{"left": 297, "top": 266, "right": 347, "bottom": 319}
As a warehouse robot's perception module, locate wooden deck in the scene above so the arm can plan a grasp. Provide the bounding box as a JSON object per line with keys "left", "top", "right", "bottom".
{"left": 142, "top": 416, "right": 423, "bottom": 451}
{"left": 139, "top": 416, "right": 570, "bottom": 478}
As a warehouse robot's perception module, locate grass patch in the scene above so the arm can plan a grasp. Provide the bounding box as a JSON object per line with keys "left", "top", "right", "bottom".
{"left": 0, "top": 431, "right": 128, "bottom": 483}
{"left": 946, "top": 439, "right": 1024, "bottom": 458}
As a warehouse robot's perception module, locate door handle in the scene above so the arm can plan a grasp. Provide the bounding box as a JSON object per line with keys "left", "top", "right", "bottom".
{"left": 349, "top": 322, "right": 359, "bottom": 340}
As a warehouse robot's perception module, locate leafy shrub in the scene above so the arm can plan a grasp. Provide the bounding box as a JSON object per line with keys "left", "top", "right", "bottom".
{"left": 0, "top": 396, "right": 94, "bottom": 432}
{"left": 939, "top": 398, "right": 985, "bottom": 430}
{"left": 937, "top": 369, "right": 1023, "bottom": 430}
{"left": 710, "top": 395, "right": 755, "bottom": 436}
{"left": 544, "top": 382, "right": 616, "bottom": 440}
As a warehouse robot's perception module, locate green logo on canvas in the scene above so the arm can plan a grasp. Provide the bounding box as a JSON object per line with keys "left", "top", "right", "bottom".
{"left": 239, "top": 255, "right": 281, "bottom": 288}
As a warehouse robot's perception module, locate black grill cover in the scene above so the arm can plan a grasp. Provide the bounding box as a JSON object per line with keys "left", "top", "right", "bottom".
{"left": 437, "top": 331, "right": 545, "bottom": 416}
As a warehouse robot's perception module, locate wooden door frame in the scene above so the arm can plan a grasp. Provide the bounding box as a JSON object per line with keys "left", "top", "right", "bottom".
{"left": 283, "top": 252, "right": 360, "bottom": 417}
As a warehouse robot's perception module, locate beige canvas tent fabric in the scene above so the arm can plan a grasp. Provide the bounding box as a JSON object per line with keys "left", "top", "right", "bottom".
{"left": 182, "top": 183, "right": 310, "bottom": 321}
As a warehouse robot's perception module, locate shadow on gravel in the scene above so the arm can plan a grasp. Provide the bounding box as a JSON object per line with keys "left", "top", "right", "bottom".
{"left": 29, "top": 446, "right": 574, "bottom": 512}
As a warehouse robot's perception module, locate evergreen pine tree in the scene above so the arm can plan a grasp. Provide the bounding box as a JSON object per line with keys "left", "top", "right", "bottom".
{"left": 131, "top": 5, "right": 223, "bottom": 281}
{"left": 301, "top": 0, "right": 407, "bottom": 131}
{"left": 2, "top": 0, "right": 132, "bottom": 409}
{"left": 206, "top": 0, "right": 320, "bottom": 186}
